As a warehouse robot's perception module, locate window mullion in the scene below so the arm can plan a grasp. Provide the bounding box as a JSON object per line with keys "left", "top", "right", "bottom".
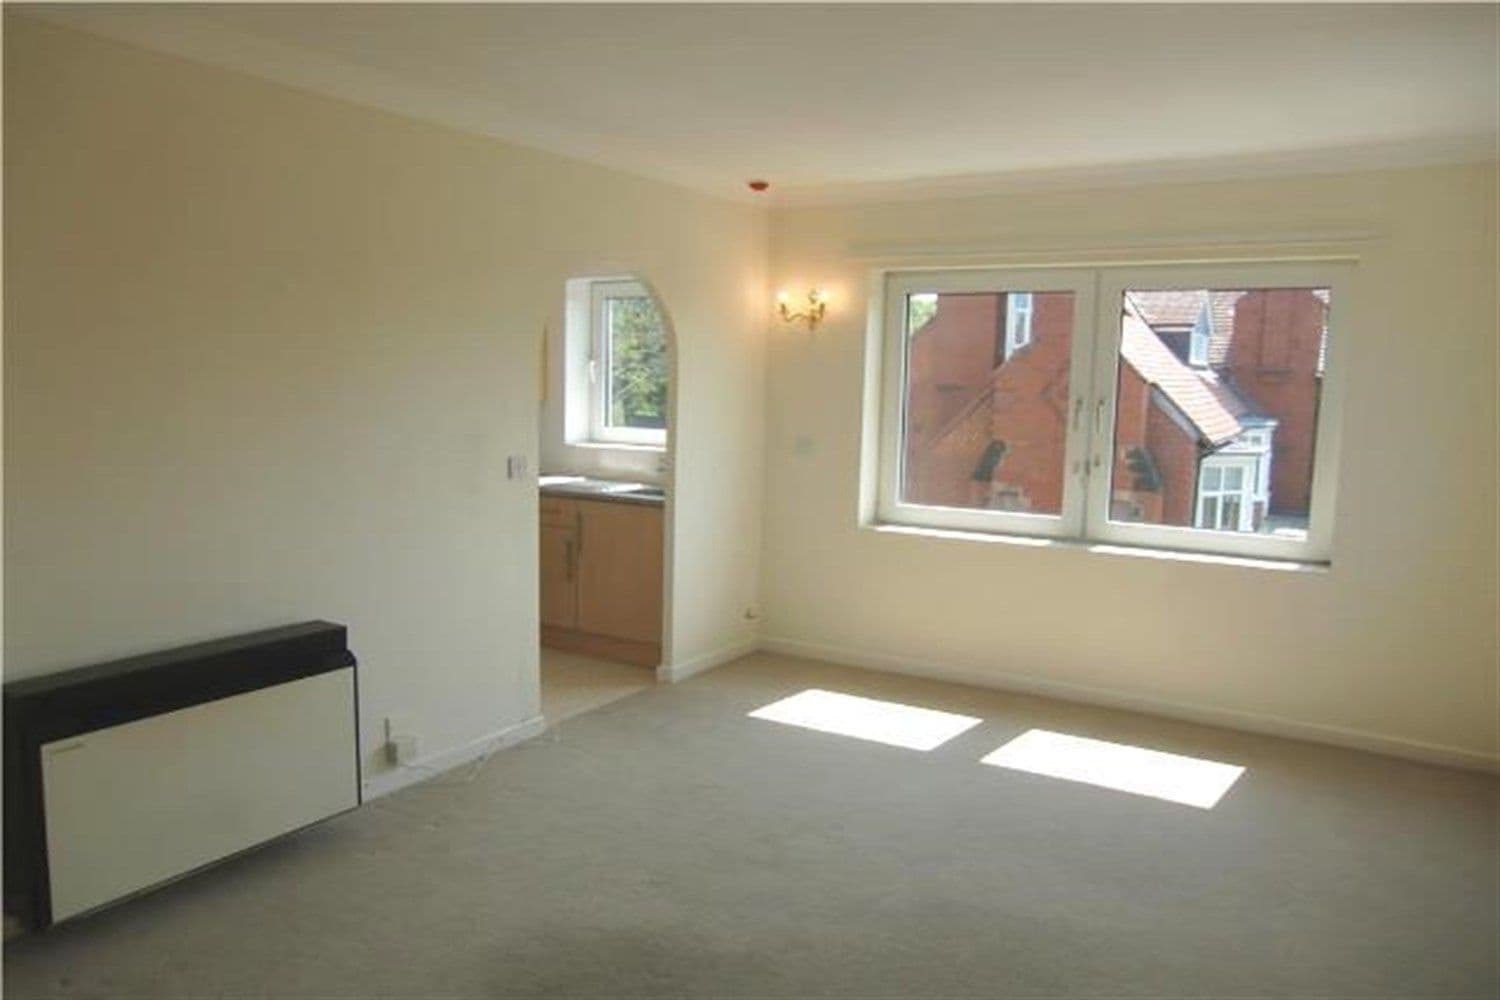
{"left": 1058, "top": 271, "right": 1095, "bottom": 540}
{"left": 1073, "top": 268, "right": 1112, "bottom": 543}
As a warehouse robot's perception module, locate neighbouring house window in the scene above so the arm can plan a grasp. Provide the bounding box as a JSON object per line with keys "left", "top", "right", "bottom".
{"left": 1005, "top": 292, "right": 1034, "bottom": 359}
{"left": 1195, "top": 459, "right": 1256, "bottom": 532}
{"left": 564, "top": 278, "right": 668, "bottom": 448}
{"left": 1231, "top": 425, "right": 1276, "bottom": 505}
{"left": 877, "top": 262, "right": 1346, "bottom": 562}
{"left": 1188, "top": 305, "right": 1211, "bottom": 367}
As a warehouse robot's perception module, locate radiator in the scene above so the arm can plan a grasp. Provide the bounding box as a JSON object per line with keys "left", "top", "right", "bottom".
{"left": 4, "top": 622, "right": 361, "bottom": 927}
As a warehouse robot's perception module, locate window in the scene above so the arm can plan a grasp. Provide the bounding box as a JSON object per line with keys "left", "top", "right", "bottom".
{"left": 1222, "top": 422, "right": 1276, "bottom": 508}
{"left": 877, "top": 262, "right": 1347, "bottom": 562}
{"left": 882, "top": 269, "right": 1094, "bottom": 539}
{"left": 1188, "top": 305, "right": 1211, "bottom": 367}
{"left": 1004, "top": 292, "right": 1034, "bottom": 358}
{"left": 1195, "top": 458, "right": 1255, "bottom": 532}
{"left": 570, "top": 279, "right": 668, "bottom": 448}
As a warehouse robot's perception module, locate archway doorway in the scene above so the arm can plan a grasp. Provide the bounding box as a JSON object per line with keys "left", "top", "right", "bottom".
{"left": 535, "top": 274, "right": 677, "bottom": 725}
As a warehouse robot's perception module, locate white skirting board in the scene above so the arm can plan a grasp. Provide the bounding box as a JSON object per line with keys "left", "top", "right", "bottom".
{"left": 657, "top": 638, "right": 759, "bottom": 684}
{"left": 760, "top": 635, "right": 1500, "bottom": 774}
{"left": 365, "top": 629, "right": 1492, "bottom": 813}
{"left": 360, "top": 715, "right": 547, "bottom": 800}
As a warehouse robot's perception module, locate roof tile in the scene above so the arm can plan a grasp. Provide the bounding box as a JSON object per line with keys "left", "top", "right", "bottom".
{"left": 1119, "top": 306, "right": 1246, "bottom": 445}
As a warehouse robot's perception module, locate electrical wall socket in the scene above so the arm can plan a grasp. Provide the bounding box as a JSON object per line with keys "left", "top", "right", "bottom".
{"left": 383, "top": 717, "right": 418, "bottom": 766}
{"left": 388, "top": 736, "right": 418, "bottom": 766}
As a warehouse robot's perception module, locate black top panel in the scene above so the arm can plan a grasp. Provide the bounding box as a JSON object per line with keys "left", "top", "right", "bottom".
{"left": 3, "top": 621, "right": 355, "bottom": 744}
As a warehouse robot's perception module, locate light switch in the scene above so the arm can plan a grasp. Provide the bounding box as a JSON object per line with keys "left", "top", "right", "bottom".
{"left": 506, "top": 455, "right": 529, "bottom": 480}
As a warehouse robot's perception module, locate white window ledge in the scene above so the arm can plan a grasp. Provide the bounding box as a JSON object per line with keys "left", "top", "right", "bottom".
{"left": 864, "top": 522, "right": 1329, "bottom": 574}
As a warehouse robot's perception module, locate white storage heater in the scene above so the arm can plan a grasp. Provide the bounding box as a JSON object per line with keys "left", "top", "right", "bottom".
{"left": 4, "top": 621, "right": 361, "bottom": 927}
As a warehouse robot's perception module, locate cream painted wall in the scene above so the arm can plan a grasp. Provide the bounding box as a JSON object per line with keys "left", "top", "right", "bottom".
{"left": 764, "top": 163, "right": 1499, "bottom": 767}
{"left": 3, "top": 17, "right": 766, "bottom": 787}
{"left": 7, "top": 16, "right": 1495, "bottom": 784}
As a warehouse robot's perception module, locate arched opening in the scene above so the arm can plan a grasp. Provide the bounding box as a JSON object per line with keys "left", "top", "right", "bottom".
{"left": 535, "top": 273, "right": 678, "bottom": 725}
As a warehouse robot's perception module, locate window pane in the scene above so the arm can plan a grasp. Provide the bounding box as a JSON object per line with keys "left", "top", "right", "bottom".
{"left": 1110, "top": 287, "right": 1330, "bottom": 538}
{"left": 604, "top": 296, "right": 667, "bottom": 430}
{"left": 901, "top": 290, "right": 1074, "bottom": 515}
{"left": 1223, "top": 495, "right": 1242, "bottom": 530}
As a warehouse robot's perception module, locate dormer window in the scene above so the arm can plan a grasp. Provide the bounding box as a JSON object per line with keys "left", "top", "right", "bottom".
{"left": 1188, "top": 304, "right": 1211, "bottom": 367}
{"left": 1004, "top": 292, "right": 1034, "bottom": 358}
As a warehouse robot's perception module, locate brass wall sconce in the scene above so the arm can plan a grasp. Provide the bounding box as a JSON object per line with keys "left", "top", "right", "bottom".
{"left": 777, "top": 289, "right": 828, "bottom": 331}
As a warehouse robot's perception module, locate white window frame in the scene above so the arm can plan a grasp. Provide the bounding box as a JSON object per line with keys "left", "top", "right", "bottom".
{"left": 1195, "top": 456, "right": 1257, "bottom": 532}
{"left": 1086, "top": 262, "right": 1347, "bottom": 562}
{"left": 1222, "top": 422, "right": 1276, "bottom": 504}
{"left": 874, "top": 260, "right": 1350, "bottom": 564}
{"left": 1004, "top": 291, "right": 1034, "bottom": 359}
{"left": 1188, "top": 305, "right": 1211, "bottom": 367}
{"left": 878, "top": 269, "right": 1098, "bottom": 540}
{"left": 587, "top": 279, "right": 667, "bottom": 448}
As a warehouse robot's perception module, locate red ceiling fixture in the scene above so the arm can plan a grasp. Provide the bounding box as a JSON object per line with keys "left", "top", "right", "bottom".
{"left": 747, "top": 179, "right": 770, "bottom": 193}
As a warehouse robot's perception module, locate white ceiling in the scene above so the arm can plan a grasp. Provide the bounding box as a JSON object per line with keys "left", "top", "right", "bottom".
{"left": 25, "top": 3, "right": 1500, "bottom": 205}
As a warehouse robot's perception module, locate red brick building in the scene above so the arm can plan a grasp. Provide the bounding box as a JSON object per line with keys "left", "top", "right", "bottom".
{"left": 903, "top": 286, "right": 1327, "bottom": 533}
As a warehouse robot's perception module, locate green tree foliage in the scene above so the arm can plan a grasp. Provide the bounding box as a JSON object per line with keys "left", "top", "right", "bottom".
{"left": 907, "top": 293, "right": 938, "bottom": 334}
{"left": 608, "top": 297, "right": 668, "bottom": 429}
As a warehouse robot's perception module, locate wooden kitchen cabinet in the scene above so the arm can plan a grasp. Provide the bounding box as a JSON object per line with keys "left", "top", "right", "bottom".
{"left": 575, "top": 499, "right": 663, "bottom": 644}
{"left": 539, "top": 495, "right": 579, "bottom": 629}
{"left": 538, "top": 521, "right": 577, "bottom": 628}
{"left": 539, "top": 495, "right": 663, "bottom": 666}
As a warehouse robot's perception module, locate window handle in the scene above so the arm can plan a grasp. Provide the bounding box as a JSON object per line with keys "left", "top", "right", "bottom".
{"left": 1071, "top": 397, "right": 1084, "bottom": 432}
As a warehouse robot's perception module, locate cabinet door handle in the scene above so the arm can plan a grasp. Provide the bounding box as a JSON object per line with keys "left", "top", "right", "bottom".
{"left": 564, "top": 539, "right": 576, "bottom": 581}
{"left": 575, "top": 510, "right": 584, "bottom": 555}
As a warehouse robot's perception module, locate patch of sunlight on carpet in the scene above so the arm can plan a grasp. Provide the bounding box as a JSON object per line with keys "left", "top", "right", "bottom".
{"left": 749, "top": 689, "right": 983, "bottom": 751}
{"left": 982, "top": 729, "right": 1244, "bottom": 808}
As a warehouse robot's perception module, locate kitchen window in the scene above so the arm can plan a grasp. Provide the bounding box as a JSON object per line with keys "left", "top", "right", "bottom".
{"left": 876, "top": 262, "right": 1348, "bottom": 562}
{"left": 582, "top": 279, "right": 668, "bottom": 447}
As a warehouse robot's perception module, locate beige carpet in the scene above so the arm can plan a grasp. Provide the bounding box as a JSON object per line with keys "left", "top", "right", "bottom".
{"left": 539, "top": 647, "right": 656, "bottom": 726}
{"left": 4, "top": 652, "right": 1496, "bottom": 997}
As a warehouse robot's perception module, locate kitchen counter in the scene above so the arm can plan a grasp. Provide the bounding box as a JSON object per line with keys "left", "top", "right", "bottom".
{"left": 538, "top": 475, "right": 666, "bottom": 507}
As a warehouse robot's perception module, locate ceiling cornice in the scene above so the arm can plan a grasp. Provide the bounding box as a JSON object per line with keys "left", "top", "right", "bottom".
{"left": 768, "top": 136, "right": 1500, "bottom": 209}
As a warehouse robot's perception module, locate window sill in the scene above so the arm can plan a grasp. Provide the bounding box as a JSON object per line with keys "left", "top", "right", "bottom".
{"left": 566, "top": 440, "right": 666, "bottom": 454}
{"left": 864, "top": 522, "right": 1329, "bottom": 574}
